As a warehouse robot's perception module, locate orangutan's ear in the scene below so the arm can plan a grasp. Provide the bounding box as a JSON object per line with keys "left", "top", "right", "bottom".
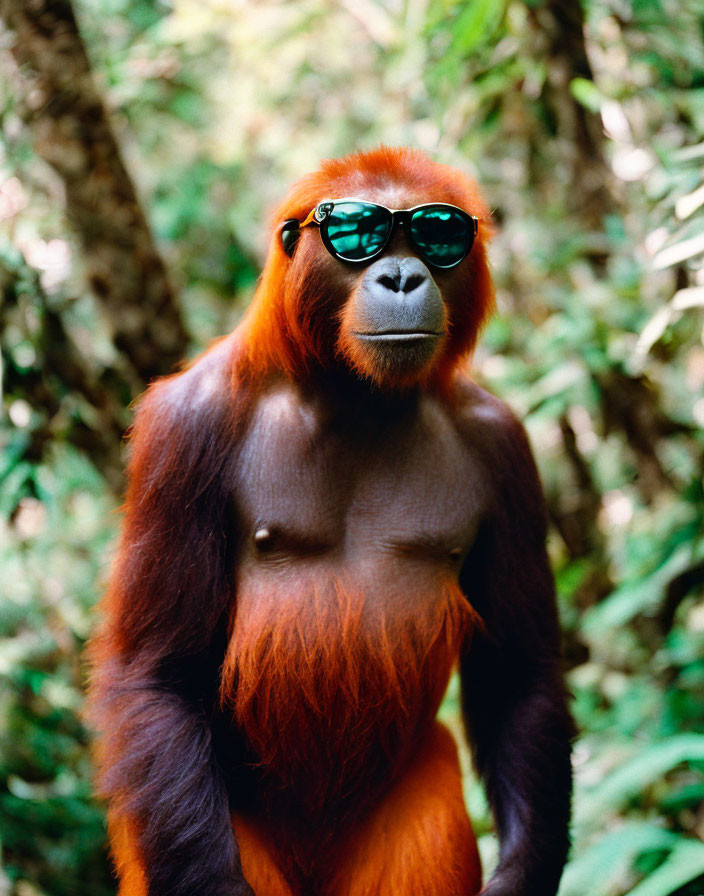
{"left": 281, "top": 219, "right": 301, "bottom": 257}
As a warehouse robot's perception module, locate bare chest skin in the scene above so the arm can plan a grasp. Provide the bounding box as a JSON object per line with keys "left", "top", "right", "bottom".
{"left": 232, "top": 377, "right": 490, "bottom": 596}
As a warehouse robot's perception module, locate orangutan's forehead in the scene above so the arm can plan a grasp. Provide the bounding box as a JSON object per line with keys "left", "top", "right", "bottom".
{"left": 321, "top": 170, "right": 458, "bottom": 210}
{"left": 326, "top": 186, "right": 432, "bottom": 209}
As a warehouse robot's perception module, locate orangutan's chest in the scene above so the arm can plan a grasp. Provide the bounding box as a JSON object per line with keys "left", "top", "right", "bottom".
{"left": 232, "top": 386, "right": 486, "bottom": 573}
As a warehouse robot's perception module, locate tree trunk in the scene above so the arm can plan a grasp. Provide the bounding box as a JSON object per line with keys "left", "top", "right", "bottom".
{"left": 0, "top": 0, "right": 189, "bottom": 388}
{"left": 530, "top": 0, "right": 612, "bottom": 227}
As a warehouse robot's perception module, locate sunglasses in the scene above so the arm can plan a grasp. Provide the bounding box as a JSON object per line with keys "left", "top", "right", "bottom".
{"left": 286, "top": 199, "right": 478, "bottom": 269}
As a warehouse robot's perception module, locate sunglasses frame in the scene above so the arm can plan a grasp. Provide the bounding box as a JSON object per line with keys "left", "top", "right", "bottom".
{"left": 297, "top": 199, "right": 479, "bottom": 269}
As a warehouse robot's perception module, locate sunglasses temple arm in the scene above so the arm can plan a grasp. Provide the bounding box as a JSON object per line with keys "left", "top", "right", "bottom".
{"left": 299, "top": 208, "right": 320, "bottom": 229}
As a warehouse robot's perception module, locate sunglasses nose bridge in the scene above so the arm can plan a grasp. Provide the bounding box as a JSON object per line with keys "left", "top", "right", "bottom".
{"left": 384, "top": 210, "right": 417, "bottom": 258}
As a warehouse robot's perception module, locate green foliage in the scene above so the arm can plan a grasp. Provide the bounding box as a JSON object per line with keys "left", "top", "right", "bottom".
{"left": 1, "top": 0, "right": 704, "bottom": 894}
{"left": 0, "top": 437, "right": 116, "bottom": 893}
{"left": 626, "top": 841, "right": 704, "bottom": 896}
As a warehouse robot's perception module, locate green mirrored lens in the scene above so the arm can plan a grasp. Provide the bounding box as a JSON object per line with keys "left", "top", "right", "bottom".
{"left": 409, "top": 207, "right": 472, "bottom": 268}
{"left": 326, "top": 202, "right": 390, "bottom": 261}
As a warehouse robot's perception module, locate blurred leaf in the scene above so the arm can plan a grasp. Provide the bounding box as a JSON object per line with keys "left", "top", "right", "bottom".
{"left": 570, "top": 77, "right": 602, "bottom": 113}
{"left": 453, "top": 0, "right": 507, "bottom": 53}
{"left": 559, "top": 823, "right": 676, "bottom": 896}
{"left": 577, "top": 735, "right": 704, "bottom": 826}
{"left": 582, "top": 546, "right": 697, "bottom": 634}
{"left": 653, "top": 231, "right": 704, "bottom": 269}
{"left": 625, "top": 839, "right": 704, "bottom": 896}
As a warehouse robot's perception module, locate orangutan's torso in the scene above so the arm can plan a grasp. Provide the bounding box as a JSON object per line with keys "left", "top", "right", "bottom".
{"left": 220, "top": 377, "right": 491, "bottom": 836}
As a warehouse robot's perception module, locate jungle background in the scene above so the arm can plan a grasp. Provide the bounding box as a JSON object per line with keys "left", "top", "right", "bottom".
{"left": 0, "top": 0, "right": 703, "bottom": 893}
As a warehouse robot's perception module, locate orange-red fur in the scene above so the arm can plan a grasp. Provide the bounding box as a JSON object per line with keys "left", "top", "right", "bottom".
{"left": 233, "top": 723, "right": 481, "bottom": 896}
{"left": 221, "top": 575, "right": 480, "bottom": 878}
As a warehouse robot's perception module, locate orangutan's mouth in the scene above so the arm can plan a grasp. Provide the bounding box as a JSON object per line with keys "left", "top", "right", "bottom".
{"left": 354, "top": 331, "right": 442, "bottom": 342}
